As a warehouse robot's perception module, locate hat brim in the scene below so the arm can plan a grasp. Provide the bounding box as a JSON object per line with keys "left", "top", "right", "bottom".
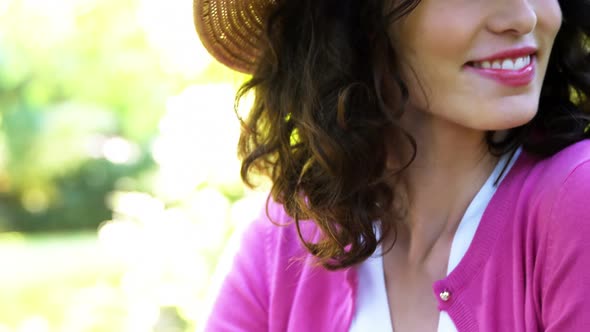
{"left": 193, "top": 0, "right": 273, "bottom": 74}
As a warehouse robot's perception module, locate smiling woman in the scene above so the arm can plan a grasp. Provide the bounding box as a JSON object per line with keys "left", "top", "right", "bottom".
{"left": 193, "top": 0, "right": 590, "bottom": 331}
{"left": 390, "top": 0, "right": 562, "bottom": 132}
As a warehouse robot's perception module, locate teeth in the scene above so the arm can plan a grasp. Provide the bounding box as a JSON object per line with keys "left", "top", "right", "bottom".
{"left": 502, "top": 59, "right": 515, "bottom": 70}
{"left": 472, "top": 55, "right": 531, "bottom": 70}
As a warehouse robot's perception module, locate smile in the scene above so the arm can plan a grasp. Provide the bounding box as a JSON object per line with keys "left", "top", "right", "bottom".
{"left": 465, "top": 55, "right": 536, "bottom": 87}
{"left": 470, "top": 55, "right": 531, "bottom": 71}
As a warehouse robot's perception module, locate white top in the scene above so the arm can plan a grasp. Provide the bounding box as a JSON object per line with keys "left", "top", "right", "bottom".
{"left": 350, "top": 148, "right": 522, "bottom": 332}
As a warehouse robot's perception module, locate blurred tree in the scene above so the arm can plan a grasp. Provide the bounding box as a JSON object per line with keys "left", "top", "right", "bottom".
{"left": 0, "top": 0, "right": 194, "bottom": 232}
{"left": 0, "top": 0, "right": 252, "bottom": 330}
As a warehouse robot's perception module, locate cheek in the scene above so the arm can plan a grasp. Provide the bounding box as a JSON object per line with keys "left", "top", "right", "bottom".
{"left": 400, "top": 53, "right": 466, "bottom": 114}
{"left": 537, "top": 0, "right": 562, "bottom": 35}
{"left": 398, "top": 1, "right": 480, "bottom": 58}
{"left": 395, "top": 12, "right": 480, "bottom": 109}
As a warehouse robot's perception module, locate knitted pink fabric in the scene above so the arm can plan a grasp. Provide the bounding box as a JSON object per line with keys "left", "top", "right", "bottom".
{"left": 205, "top": 140, "right": 590, "bottom": 332}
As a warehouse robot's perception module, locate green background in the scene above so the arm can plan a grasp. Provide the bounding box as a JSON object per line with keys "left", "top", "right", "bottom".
{"left": 0, "top": 0, "right": 262, "bottom": 330}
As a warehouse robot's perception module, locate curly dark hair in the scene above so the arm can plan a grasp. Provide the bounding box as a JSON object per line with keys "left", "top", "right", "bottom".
{"left": 235, "top": 0, "right": 590, "bottom": 269}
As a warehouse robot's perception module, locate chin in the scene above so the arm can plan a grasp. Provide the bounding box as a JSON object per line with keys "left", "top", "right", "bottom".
{"left": 457, "top": 106, "right": 536, "bottom": 131}
{"left": 483, "top": 108, "right": 538, "bottom": 131}
{"left": 485, "top": 96, "right": 541, "bottom": 129}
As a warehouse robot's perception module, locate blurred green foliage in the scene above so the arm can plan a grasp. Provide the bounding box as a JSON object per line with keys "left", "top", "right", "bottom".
{"left": 0, "top": 0, "right": 165, "bottom": 232}
{"left": 0, "top": 0, "right": 253, "bottom": 331}
{"left": 0, "top": 0, "right": 240, "bottom": 232}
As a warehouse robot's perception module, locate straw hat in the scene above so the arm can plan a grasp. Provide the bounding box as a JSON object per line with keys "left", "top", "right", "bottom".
{"left": 193, "top": 0, "right": 276, "bottom": 74}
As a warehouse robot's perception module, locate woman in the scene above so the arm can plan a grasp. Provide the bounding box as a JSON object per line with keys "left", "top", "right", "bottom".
{"left": 194, "top": 0, "right": 590, "bottom": 331}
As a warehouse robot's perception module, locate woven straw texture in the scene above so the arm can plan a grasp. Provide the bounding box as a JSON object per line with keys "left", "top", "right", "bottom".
{"left": 194, "top": 0, "right": 275, "bottom": 73}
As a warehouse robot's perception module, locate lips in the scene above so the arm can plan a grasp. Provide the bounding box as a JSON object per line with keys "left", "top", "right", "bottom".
{"left": 465, "top": 47, "right": 538, "bottom": 87}
{"left": 469, "top": 46, "right": 538, "bottom": 64}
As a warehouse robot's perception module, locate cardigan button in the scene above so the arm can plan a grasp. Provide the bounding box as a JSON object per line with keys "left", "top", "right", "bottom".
{"left": 439, "top": 290, "right": 451, "bottom": 302}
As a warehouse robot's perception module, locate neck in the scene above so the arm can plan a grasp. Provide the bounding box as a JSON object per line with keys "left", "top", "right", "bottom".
{"left": 384, "top": 109, "right": 500, "bottom": 264}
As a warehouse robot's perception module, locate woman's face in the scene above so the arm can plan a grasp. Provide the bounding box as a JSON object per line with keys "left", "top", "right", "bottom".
{"left": 389, "top": 0, "right": 562, "bottom": 131}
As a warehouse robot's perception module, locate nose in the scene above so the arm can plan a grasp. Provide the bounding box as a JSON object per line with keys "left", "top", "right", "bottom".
{"left": 487, "top": 0, "right": 538, "bottom": 36}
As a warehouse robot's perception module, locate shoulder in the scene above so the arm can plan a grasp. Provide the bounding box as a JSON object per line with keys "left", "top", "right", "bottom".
{"left": 532, "top": 139, "right": 590, "bottom": 208}
{"left": 239, "top": 198, "right": 354, "bottom": 330}
{"left": 515, "top": 140, "right": 590, "bottom": 214}
{"left": 498, "top": 140, "right": 590, "bottom": 247}
{"left": 525, "top": 141, "right": 590, "bottom": 329}
{"left": 525, "top": 139, "right": 590, "bottom": 189}
{"left": 239, "top": 197, "right": 326, "bottom": 282}
{"left": 245, "top": 198, "right": 322, "bottom": 257}
{"left": 539, "top": 139, "right": 590, "bottom": 172}
{"left": 544, "top": 139, "right": 590, "bottom": 211}
{"left": 520, "top": 140, "right": 590, "bottom": 248}
{"left": 204, "top": 198, "right": 335, "bottom": 331}
{"left": 541, "top": 141, "right": 590, "bottom": 235}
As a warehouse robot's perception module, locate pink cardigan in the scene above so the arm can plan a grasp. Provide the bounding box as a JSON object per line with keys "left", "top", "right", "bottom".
{"left": 205, "top": 140, "right": 590, "bottom": 332}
